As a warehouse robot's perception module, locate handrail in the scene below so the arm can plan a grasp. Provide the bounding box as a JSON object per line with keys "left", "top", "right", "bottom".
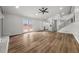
{"left": 57, "top": 15, "right": 75, "bottom": 30}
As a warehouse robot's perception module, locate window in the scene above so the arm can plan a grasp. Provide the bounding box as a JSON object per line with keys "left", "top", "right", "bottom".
{"left": 23, "top": 19, "right": 32, "bottom": 32}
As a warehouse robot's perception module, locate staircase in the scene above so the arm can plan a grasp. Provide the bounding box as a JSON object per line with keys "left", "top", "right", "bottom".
{"left": 53, "top": 13, "right": 75, "bottom": 31}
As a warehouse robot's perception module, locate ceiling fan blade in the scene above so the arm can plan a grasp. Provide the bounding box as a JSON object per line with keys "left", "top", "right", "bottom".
{"left": 38, "top": 7, "right": 48, "bottom": 14}
{"left": 39, "top": 9, "right": 42, "bottom": 11}
{"left": 45, "top": 8, "right": 48, "bottom": 10}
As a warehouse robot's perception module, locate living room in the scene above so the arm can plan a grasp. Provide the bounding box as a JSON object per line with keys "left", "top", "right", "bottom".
{"left": 0, "top": 6, "right": 79, "bottom": 53}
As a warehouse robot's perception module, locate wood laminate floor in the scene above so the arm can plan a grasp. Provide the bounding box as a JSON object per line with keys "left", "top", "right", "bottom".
{"left": 8, "top": 32, "right": 79, "bottom": 53}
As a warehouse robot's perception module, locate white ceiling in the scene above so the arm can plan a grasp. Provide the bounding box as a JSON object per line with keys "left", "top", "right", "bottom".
{"left": 2, "top": 6, "right": 72, "bottom": 20}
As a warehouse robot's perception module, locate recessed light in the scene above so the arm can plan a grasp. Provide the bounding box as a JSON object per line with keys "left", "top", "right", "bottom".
{"left": 35, "top": 14, "right": 38, "bottom": 15}
{"left": 60, "top": 7, "right": 63, "bottom": 10}
{"left": 16, "top": 6, "right": 20, "bottom": 8}
{"left": 76, "top": 8, "right": 79, "bottom": 11}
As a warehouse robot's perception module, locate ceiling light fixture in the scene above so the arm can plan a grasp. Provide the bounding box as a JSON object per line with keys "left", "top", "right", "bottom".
{"left": 35, "top": 14, "right": 38, "bottom": 16}
{"left": 76, "top": 8, "right": 79, "bottom": 12}
{"left": 39, "top": 7, "right": 48, "bottom": 14}
{"left": 16, "top": 6, "right": 20, "bottom": 8}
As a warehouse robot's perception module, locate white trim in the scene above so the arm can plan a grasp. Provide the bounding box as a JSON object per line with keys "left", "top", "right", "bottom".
{"left": 73, "top": 33, "right": 79, "bottom": 44}
{"left": 5, "top": 36, "right": 9, "bottom": 53}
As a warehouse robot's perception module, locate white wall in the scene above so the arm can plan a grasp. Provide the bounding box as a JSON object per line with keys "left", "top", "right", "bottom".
{"left": 75, "top": 7, "right": 79, "bottom": 22}
{"left": 0, "top": 17, "right": 1, "bottom": 37}
{"left": 3, "top": 14, "right": 23, "bottom": 36}
{"left": 0, "top": 8, "right": 2, "bottom": 37}
{"left": 4, "top": 13, "right": 75, "bottom": 36}
{"left": 0, "top": 19, "right": 1, "bottom": 42}
{"left": 31, "top": 19, "right": 43, "bottom": 31}
{"left": 3, "top": 14, "right": 44, "bottom": 36}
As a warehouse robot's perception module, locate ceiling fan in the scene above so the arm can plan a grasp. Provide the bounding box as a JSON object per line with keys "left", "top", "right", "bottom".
{"left": 39, "top": 7, "right": 48, "bottom": 14}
